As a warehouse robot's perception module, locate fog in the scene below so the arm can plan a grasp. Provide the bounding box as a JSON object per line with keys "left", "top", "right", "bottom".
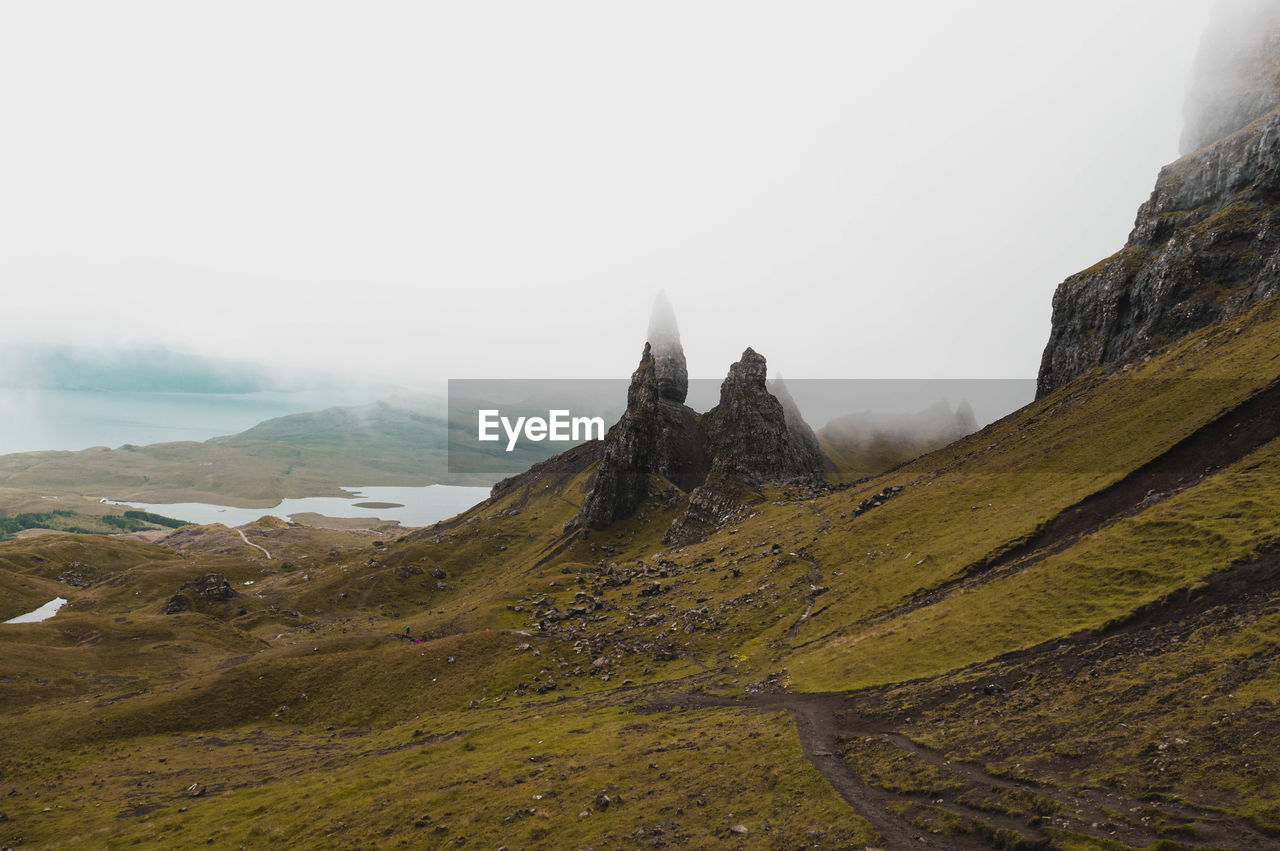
{"left": 1182, "top": 0, "right": 1280, "bottom": 152}
{"left": 647, "top": 292, "right": 682, "bottom": 361}
{"left": 0, "top": 1, "right": 1214, "bottom": 386}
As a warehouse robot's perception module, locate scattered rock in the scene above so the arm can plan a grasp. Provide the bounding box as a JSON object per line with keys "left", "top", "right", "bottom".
{"left": 57, "top": 569, "right": 97, "bottom": 587}
{"left": 189, "top": 573, "right": 235, "bottom": 601}
{"left": 162, "top": 594, "right": 191, "bottom": 615}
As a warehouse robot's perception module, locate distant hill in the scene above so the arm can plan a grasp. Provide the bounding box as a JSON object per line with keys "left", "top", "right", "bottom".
{"left": 0, "top": 394, "right": 494, "bottom": 509}
{"left": 213, "top": 393, "right": 451, "bottom": 474}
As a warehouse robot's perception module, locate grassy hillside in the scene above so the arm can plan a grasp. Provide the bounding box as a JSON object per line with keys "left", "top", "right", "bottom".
{"left": 2, "top": 296, "right": 1280, "bottom": 847}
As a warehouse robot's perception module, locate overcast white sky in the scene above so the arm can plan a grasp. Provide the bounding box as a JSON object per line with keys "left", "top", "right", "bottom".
{"left": 1, "top": 1, "right": 1212, "bottom": 384}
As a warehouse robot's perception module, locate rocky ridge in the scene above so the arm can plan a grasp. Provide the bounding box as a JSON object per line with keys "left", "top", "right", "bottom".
{"left": 573, "top": 303, "right": 825, "bottom": 538}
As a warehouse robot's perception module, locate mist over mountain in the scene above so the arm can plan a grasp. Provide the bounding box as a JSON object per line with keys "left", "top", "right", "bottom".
{"left": 1181, "top": 0, "right": 1280, "bottom": 154}
{"left": 819, "top": 399, "right": 978, "bottom": 480}
{"left": 0, "top": 343, "right": 335, "bottom": 394}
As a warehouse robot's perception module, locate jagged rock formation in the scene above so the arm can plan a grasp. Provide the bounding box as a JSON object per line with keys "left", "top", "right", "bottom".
{"left": 702, "top": 350, "right": 826, "bottom": 483}
{"left": 573, "top": 344, "right": 662, "bottom": 529}
{"left": 662, "top": 351, "right": 827, "bottom": 545}
{"left": 661, "top": 464, "right": 761, "bottom": 546}
{"left": 1037, "top": 0, "right": 1280, "bottom": 396}
{"left": 575, "top": 323, "right": 825, "bottom": 534}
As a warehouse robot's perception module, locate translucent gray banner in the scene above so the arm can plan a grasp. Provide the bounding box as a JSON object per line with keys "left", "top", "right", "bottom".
{"left": 447, "top": 378, "right": 1038, "bottom": 475}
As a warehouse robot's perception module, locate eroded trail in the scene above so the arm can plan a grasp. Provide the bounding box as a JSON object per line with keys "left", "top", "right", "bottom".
{"left": 783, "top": 550, "right": 824, "bottom": 644}
{"left": 783, "top": 505, "right": 832, "bottom": 643}
{"left": 649, "top": 687, "right": 1276, "bottom": 849}
{"left": 648, "top": 692, "right": 939, "bottom": 848}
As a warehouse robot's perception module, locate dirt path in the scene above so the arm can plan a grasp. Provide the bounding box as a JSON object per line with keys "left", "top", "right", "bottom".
{"left": 649, "top": 689, "right": 1275, "bottom": 849}
{"left": 784, "top": 550, "right": 825, "bottom": 643}
{"left": 648, "top": 692, "right": 944, "bottom": 848}
{"left": 234, "top": 528, "right": 271, "bottom": 560}
{"left": 783, "top": 505, "right": 833, "bottom": 643}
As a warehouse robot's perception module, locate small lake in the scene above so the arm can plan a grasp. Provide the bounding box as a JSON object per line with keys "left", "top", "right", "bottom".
{"left": 4, "top": 597, "right": 68, "bottom": 624}
{"left": 109, "top": 484, "right": 491, "bottom": 528}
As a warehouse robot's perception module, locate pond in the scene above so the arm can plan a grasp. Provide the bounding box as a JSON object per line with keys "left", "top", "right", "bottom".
{"left": 108, "top": 484, "right": 491, "bottom": 528}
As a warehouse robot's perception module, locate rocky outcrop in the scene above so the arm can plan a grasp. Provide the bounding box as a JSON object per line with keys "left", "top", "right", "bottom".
{"left": 575, "top": 334, "right": 826, "bottom": 534}
{"left": 162, "top": 572, "right": 235, "bottom": 615}
{"left": 575, "top": 344, "right": 666, "bottom": 529}
{"left": 660, "top": 350, "right": 827, "bottom": 545}
{"left": 1038, "top": 3, "right": 1280, "bottom": 396}
{"left": 702, "top": 350, "right": 826, "bottom": 483}
{"left": 661, "top": 464, "right": 761, "bottom": 546}
{"left": 162, "top": 593, "right": 191, "bottom": 615}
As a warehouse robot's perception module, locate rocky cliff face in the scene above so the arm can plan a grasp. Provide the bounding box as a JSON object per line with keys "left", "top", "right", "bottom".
{"left": 1037, "top": 1, "right": 1280, "bottom": 396}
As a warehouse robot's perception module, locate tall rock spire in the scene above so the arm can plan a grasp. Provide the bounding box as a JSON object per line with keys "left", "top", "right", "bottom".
{"left": 648, "top": 291, "right": 688, "bottom": 404}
